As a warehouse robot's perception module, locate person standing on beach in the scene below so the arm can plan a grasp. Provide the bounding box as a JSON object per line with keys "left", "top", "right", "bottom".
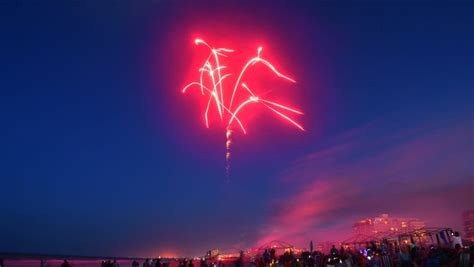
{"left": 263, "top": 250, "right": 270, "bottom": 265}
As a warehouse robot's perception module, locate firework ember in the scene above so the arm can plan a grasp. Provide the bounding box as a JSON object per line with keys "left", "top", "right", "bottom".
{"left": 182, "top": 38, "right": 304, "bottom": 176}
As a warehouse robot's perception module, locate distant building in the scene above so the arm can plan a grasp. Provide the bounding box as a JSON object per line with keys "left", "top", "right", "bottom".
{"left": 353, "top": 213, "right": 425, "bottom": 236}
{"left": 463, "top": 210, "right": 474, "bottom": 242}
{"left": 206, "top": 249, "right": 220, "bottom": 258}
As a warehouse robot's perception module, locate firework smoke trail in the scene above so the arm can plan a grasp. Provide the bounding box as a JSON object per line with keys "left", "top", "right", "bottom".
{"left": 225, "top": 128, "right": 232, "bottom": 179}
{"left": 182, "top": 38, "right": 304, "bottom": 178}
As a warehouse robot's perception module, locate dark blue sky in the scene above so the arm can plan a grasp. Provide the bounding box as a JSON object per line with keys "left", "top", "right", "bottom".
{"left": 0, "top": 0, "right": 473, "bottom": 257}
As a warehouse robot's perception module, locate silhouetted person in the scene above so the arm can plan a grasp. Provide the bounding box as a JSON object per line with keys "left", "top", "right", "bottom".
{"left": 113, "top": 260, "right": 120, "bottom": 267}
{"left": 399, "top": 246, "right": 411, "bottom": 267}
{"left": 0, "top": 258, "right": 4, "bottom": 267}
{"left": 270, "top": 248, "right": 276, "bottom": 260}
{"left": 409, "top": 243, "right": 418, "bottom": 263}
{"left": 371, "top": 241, "right": 377, "bottom": 252}
{"left": 144, "top": 259, "right": 151, "bottom": 267}
{"left": 331, "top": 245, "right": 338, "bottom": 256}
{"left": 263, "top": 249, "right": 271, "bottom": 265}
{"left": 61, "top": 259, "right": 70, "bottom": 267}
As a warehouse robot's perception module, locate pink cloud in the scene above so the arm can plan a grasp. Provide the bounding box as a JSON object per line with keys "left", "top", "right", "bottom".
{"left": 256, "top": 118, "right": 474, "bottom": 249}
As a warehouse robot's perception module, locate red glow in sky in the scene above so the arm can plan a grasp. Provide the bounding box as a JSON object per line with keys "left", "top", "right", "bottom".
{"left": 182, "top": 38, "right": 305, "bottom": 170}
{"left": 182, "top": 38, "right": 304, "bottom": 134}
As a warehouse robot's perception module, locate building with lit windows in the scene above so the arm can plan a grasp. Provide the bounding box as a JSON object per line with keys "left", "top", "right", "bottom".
{"left": 353, "top": 213, "right": 425, "bottom": 236}
{"left": 463, "top": 210, "right": 474, "bottom": 242}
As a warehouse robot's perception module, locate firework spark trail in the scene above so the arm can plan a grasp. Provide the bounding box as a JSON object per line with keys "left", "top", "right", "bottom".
{"left": 182, "top": 38, "right": 304, "bottom": 177}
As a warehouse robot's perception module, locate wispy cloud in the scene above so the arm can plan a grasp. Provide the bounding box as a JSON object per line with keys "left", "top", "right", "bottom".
{"left": 256, "top": 117, "right": 474, "bottom": 248}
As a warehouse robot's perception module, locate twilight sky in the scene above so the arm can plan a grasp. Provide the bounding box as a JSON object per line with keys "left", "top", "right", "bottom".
{"left": 0, "top": 0, "right": 473, "bottom": 258}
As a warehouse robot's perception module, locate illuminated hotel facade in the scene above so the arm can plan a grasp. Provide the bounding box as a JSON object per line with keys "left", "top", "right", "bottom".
{"left": 353, "top": 213, "right": 426, "bottom": 236}
{"left": 463, "top": 210, "right": 474, "bottom": 242}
